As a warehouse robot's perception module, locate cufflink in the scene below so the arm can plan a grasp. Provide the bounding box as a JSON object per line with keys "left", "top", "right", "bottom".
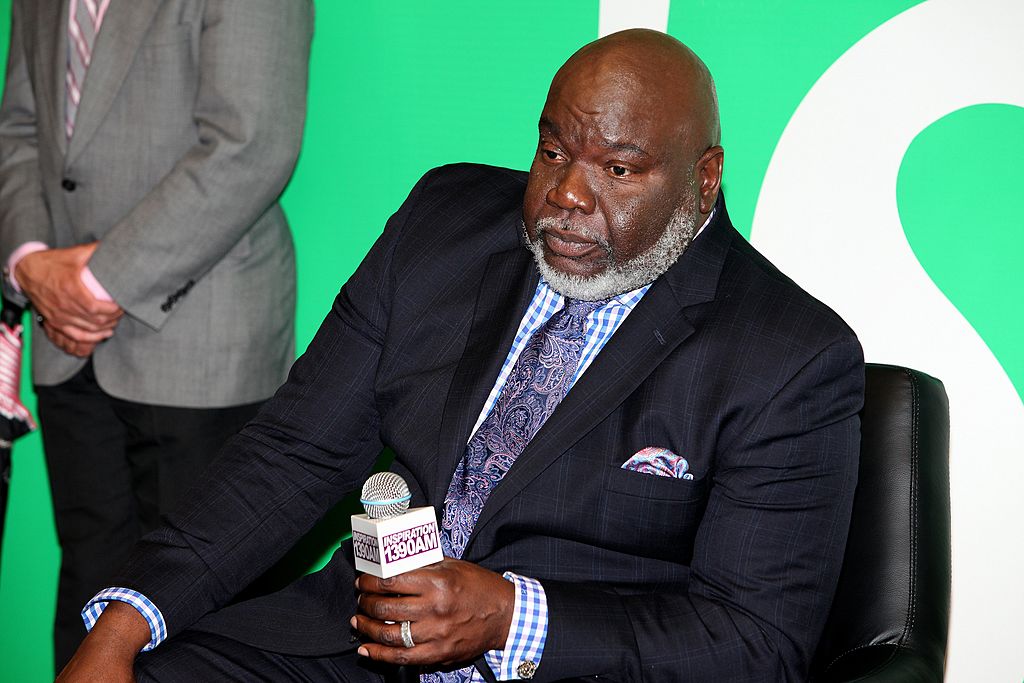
{"left": 516, "top": 660, "right": 537, "bottom": 679}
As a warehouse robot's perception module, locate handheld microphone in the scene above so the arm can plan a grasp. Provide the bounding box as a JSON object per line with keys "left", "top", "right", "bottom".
{"left": 351, "top": 472, "right": 443, "bottom": 578}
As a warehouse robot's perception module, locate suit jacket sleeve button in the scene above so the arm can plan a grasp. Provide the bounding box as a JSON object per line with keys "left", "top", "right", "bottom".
{"left": 61, "top": 178, "right": 76, "bottom": 191}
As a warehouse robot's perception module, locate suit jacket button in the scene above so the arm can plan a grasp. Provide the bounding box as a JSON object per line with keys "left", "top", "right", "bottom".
{"left": 61, "top": 178, "right": 76, "bottom": 191}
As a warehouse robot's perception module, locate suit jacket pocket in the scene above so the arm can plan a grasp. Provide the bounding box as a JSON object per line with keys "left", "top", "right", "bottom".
{"left": 604, "top": 465, "right": 707, "bottom": 501}
{"left": 600, "top": 467, "right": 710, "bottom": 564}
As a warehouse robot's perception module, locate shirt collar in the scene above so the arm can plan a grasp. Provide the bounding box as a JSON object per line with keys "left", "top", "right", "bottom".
{"left": 693, "top": 207, "right": 715, "bottom": 240}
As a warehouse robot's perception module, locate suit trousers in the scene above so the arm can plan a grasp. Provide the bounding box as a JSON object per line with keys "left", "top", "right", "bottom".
{"left": 135, "top": 630, "right": 386, "bottom": 682}
{"left": 35, "top": 361, "right": 262, "bottom": 672}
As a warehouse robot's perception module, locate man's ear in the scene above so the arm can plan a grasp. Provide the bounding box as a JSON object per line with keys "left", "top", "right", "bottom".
{"left": 696, "top": 145, "right": 724, "bottom": 214}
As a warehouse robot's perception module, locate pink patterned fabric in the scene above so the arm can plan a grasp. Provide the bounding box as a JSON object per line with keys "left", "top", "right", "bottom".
{"left": 622, "top": 446, "right": 694, "bottom": 480}
{"left": 0, "top": 323, "right": 35, "bottom": 434}
{"left": 66, "top": 0, "right": 112, "bottom": 138}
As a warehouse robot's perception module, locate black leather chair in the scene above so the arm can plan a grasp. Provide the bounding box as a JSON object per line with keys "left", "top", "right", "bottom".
{"left": 811, "top": 364, "right": 951, "bottom": 682}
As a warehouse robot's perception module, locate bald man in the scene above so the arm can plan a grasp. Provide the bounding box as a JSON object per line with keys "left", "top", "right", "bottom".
{"left": 60, "top": 30, "right": 863, "bottom": 682}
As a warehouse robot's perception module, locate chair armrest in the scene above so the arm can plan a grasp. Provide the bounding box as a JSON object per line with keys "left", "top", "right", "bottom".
{"left": 819, "top": 644, "right": 944, "bottom": 682}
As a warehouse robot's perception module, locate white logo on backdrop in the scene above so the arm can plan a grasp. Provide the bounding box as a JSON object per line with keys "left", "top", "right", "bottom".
{"left": 598, "top": 0, "right": 670, "bottom": 36}
{"left": 750, "top": 0, "right": 1024, "bottom": 680}
{"left": 602, "top": 0, "right": 1024, "bottom": 679}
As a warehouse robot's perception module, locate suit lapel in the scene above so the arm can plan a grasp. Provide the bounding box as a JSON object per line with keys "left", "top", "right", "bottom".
{"left": 464, "top": 197, "right": 735, "bottom": 554}
{"left": 431, "top": 245, "right": 539, "bottom": 507}
{"left": 66, "top": 0, "right": 160, "bottom": 164}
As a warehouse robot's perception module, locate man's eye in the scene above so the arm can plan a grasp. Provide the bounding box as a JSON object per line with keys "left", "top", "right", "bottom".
{"left": 543, "top": 149, "right": 560, "bottom": 160}
{"left": 610, "top": 165, "right": 630, "bottom": 176}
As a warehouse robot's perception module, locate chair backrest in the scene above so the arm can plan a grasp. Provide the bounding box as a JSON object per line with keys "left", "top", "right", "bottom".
{"left": 811, "top": 364, "right": 951, "bottom": 682}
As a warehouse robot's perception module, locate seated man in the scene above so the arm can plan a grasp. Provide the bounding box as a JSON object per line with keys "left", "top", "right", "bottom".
{"left": 60, "top": 29, "right": 863, "bottom": 682}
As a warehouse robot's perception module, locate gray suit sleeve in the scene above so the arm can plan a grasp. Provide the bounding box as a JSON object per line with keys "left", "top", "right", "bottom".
{"left": 86, "top": 0, "right": 313, "bottom": 330}
{"left": 0, "top": 0, "right": 53, "bottom": 302}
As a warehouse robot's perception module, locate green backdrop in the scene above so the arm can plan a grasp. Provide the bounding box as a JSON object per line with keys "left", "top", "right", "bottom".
{"left": 2, "top": 2, "right": 1021, "bottom": 680}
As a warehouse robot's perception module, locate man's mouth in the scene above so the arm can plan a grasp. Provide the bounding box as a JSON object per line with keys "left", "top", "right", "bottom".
{"left": 541, "top": 227, "right": 605, "bottom": 261}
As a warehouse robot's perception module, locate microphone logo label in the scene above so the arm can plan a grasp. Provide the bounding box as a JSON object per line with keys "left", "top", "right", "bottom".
{"left": 350, "top": 505, "right": 445, "bottom": 578}
{"left": 381, "top": 522, "right": 440, "bottom": 563}
{"left": 352, "top": 530, "right": 380, "bottom": 564}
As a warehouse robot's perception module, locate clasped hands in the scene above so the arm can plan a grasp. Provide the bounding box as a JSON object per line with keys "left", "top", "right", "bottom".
{"left": 352, "top": 558, "right": 515, "bottom": 669}
{"left": 16, "top": 242, "right": 123, "bottom": 357}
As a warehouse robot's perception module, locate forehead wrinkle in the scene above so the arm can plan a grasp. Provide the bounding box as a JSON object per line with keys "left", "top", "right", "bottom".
{"left": 601, "top": 138, "right": 650, "bottom": 158}
{"left": 542, "top": 104, "right": 653, "bottom": 158}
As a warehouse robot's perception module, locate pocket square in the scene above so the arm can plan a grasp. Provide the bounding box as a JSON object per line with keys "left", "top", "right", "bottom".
{"left": 622, "top": 446, "right": 694, "bottom": 480}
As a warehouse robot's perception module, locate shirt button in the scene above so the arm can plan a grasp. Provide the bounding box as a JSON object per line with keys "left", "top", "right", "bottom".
{"left": 516, "top": 660, "right": 537, "bottom": 679}
{"left": 61, "top": 178, "right": 76, "bottom": 191}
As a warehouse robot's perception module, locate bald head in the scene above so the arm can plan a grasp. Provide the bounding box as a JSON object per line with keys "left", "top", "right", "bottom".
{"left": 552, "top": 29, "right": 721, "bottom": 154}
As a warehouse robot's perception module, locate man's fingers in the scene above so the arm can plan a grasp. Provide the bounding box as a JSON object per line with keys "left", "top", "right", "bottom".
{"left": 38, "top": 305, "right": 120, "bottom": 334}
{"left": 356, "top": 572, "right": 406, "bottom": 596}
{"left": 75, "top": 299, "right": 123, "bottom": 321}
{"left": 356, "top": 565, "right": 436, "bottom": 596}
{"left": 352, "top": 617, "right": 454, "bottom": 667}
{"left": 357, "top": 592, "right": 432, "bottom": 623}
{"left": 357, "top": 642, "right": 421, "bottom": 666}
{"left": 352, "top": 615, "right": 414, "bottom": 649}
{"left": 64, "top": 288, "right": 123, "bottom": 323}
{"left": 44, "top": 325, "right": 99, "bottom": 358}
{"left": 45, "top": 316, "right": 116, "bottom": 338}
{"left": 49, "top": 321, "right": 114, "bottom": 343}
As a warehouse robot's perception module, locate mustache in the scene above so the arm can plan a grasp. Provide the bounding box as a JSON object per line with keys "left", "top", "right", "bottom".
{"left": 532, "top": 217, "right": 611, "bottom": 251}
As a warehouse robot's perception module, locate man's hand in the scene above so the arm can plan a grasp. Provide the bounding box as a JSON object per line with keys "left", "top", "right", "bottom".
{"left": 56, "top": 601, "right": 150, "bottom": 683}
{"left": 42, "top": 324, "right": 99, "bottom": 358}
{"left": 353, "top": 558, "right": 515, "bottom": 668}
{"left": 15, "top": 243, "right": 123, "bottom": 348}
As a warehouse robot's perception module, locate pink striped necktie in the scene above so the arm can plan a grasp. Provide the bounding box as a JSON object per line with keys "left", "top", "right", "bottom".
{"left": 65, "top": 0, "right": 111, "bottom": 139}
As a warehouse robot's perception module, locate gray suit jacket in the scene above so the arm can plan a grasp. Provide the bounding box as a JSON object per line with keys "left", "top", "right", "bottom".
{"left": 0, "top": 0, "right": 313, "bottom": 407}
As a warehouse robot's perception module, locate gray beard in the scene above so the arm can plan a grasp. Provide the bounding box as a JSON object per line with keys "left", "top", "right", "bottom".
{"left": 524, "top": 203, "right": 700, "bottom": 301}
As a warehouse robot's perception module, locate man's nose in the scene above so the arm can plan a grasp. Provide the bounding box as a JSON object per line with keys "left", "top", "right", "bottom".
{"left": 546, "top": 163, "right": 595, "bottom": 214}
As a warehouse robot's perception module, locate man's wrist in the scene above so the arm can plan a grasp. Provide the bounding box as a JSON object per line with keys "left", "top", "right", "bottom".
{"left": 483, "top": 572, "right": 547, "bottom": 680}
{"left": 88, "top": 601, "right": 153, "bottom": 656}
{"left": 84, "top": 586, "right": 167, "bottom": 652}
{"left": 5, "top": 241, "right": 48, "bottom": 294}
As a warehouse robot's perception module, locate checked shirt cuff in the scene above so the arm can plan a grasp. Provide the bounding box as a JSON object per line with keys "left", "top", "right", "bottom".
{"left": 82, "top": 587, "right": 168, "bottom": 652}
{"left": 483, "top": 572, "right": 547, "bottom": 680}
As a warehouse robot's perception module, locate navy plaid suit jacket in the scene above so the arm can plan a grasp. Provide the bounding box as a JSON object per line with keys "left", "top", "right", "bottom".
{"left": 115, "top": 163, "right": 864, "bottom": 681}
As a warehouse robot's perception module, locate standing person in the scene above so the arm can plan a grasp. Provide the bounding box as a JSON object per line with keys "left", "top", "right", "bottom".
{"left": 0, "top": 0, "right": 313, "bottom": 669}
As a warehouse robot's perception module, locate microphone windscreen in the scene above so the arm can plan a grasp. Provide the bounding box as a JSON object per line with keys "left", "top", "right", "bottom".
{"left": 360, "top": 472, "right": 412, "bottom": 519}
